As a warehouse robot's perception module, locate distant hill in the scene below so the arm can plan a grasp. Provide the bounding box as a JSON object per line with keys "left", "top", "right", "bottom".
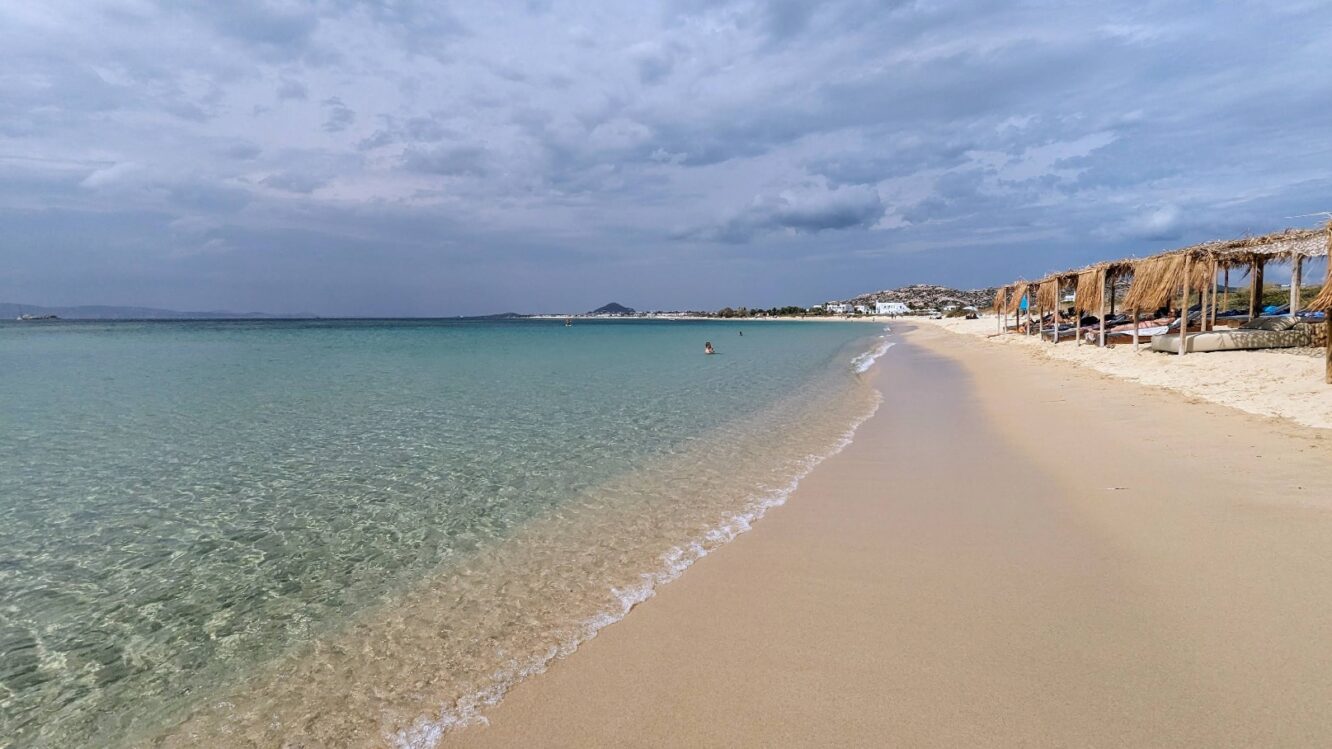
{"left": 0, "top": 302, "right": 309, "bottom": 320}
{"left": 464, "top": 312, "right": 528, "bottom": 320}
{"left": 848, "top": 284, "right": 997, "bottom": 310}
{"left": 589, "top": 302, "right": 635, "bottom": 315}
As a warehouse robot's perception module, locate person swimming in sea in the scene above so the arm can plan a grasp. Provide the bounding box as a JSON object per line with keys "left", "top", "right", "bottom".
{"left": 704, "top": 341, "right": 715, "bottom": 354}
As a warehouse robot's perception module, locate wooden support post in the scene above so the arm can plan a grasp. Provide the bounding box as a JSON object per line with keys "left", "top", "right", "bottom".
{"left": 1290, "top": 255, "right": 1303, "bottom": 319}
{"left": 1073, "top": 284, "right": 1079, "bottom": 346}
{"left": 1179, "top": 254, "right": 1190, "bottom": 356}
{"left": 1326, "top": 317, "right": 1331, "bottom": 384}
{"left": 1222, "top": 267, "right": 1230, "bottom": 316}
{"left": 1052, "top": 285, "right": 1060, "bottom": 344}
{"left": 1249, "top": 259, "right": 1265, "bottom": 319}
{"left": 1210, "top": 261, "right": 1219, "bottom": 330}
{"left": 1132, "top": 310, "right": 1140, "bottom": 352}
{"left": 1098, "top": 278, "right": 1107, "bottom": 347}
{"left": 1200, "top": 261, "right": 1211, "bottom": 332}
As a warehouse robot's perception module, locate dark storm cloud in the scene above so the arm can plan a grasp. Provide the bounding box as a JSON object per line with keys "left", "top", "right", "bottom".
{"left": 358, "top": 115, "right": 453, "bottom": 150}
{"left": 401, "top": 145, "right": 490, "bottom": 177}
{"left": 277, "top": 78, "right": 309, "bottom": 101}
{"left": 687, "top": 181, "right": 886, "bottom": 243}
{"left": 182, "top": 1, "right": 322, "bottom": 59}
{"left": 1, "top": 0, "right": 1330, "bottom": 314}
{"left": 220, "top": 142, "right": 263, "bottom": 161}
{"left": 321, "top": 97, "right": 356, "bottom": 132}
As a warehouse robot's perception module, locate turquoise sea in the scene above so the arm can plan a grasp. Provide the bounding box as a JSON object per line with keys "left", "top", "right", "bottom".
{"left": 0, "top": 318, "right": 891, "bottom": 747}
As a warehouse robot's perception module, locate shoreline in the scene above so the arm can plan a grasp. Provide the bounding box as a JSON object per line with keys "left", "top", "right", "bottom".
{"left": 451, "top": 322, "right": 1332, "bottom": 747}
{"left": 130, "top": 323, "right": 890, "bottom": 748}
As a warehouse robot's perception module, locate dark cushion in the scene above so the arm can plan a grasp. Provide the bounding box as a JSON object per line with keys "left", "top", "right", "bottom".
{"left": 1240, "top": 316, "right": 1298, "bottom": 331}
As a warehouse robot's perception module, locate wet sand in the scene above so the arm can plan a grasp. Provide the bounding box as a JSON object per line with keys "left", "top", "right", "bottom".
{"left": 452, "top": 323, "right": 1332, "bottom": 747}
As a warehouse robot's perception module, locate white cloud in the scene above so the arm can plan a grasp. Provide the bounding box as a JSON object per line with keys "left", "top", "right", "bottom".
{"left": 2, "top": 0, "right": 1330, "bottom": 313}
{"left": 79, "top": 161, "right": 142, "bottom": 188}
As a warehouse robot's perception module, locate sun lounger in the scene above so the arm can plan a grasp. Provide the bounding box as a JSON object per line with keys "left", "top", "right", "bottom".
{"left": 1150, "top": 316, "right": 1310, "bottom": 353}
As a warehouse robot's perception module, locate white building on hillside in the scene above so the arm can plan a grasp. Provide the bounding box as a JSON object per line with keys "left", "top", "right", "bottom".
{"left": 825, "top": 302, "right": 852, "bottom": 314}
{"left": 854, "top": 304, "right": 870, "bottom": 314}
{"left": 875, "top": 301, "right": 910, "bottom": 316}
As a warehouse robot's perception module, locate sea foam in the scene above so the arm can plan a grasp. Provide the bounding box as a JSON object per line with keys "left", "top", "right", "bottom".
{"left": 851, "top": 326, "right": 895, "bottom": 373}
{"left": 392, "top": 332, "right": 894, "bottom": 748}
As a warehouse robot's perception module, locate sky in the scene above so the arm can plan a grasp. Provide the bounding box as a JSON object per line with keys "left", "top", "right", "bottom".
{"left": 2, "top": 0, "right": 1330, "bottom": 316}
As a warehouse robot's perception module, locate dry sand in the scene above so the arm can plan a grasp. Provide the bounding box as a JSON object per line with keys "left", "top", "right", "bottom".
{"left": 919, "top": 315, "right": 1332, "bottom": 429}
{"left": 450, "top": 322, "right": 1332, "bottom": 748}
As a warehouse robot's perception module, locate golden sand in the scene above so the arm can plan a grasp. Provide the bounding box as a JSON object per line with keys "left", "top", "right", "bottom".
{"left": 452, "top": 323, "right": 1332, "bottom": 747}
{"left": 920, "top": 315, "right": 1332, "bottom": 429}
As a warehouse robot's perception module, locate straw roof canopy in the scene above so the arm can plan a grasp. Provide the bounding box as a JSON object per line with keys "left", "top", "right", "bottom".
{"left": 1200, "top": 227, "right": 1328, "bottom": 268}
{"left": 1037, "top": 278, "right": 1059, "bottom": 310}
{"left": 1074, "top": 266, "right": 1105, "bottom": 314}
{"left": 1006, "top": 280, "right": 1030, "bottom": 314}
{"left": 1123, "top": 255, "right": 1179, "bottom": 313}
{"left": 1121, "top": 252, "right": 1217, "bottom": 312}
{"left": 1103, "top": 260, "right": 1136, "bottom": 280}
{"left": 1030, "top": 227, "right": 1323, "bottom": 308}
{"left": 1306, "top": 225, "right": 1332, "bottom": 312}
{"left": 992, "top": 286, "right": 1007, "bottom": 312}
{"left": 988, "top": 224, "right": 1329, "bottom": 318}
{"left": 1308, "top": 283, "right": 1332, "bottom": 312}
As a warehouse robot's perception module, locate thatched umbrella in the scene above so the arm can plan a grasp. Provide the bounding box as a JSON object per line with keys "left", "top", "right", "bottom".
{"left": 1304, "top": 224, "right": 1332, "bottom": 383}
{"left": 986, "top": 223, "right": 1327, "bottom": 370}
{"left": 1007, "top": 280, "right": 1031, "bottom": 334}
{"left": 1075, "top": 266, "right": 1106, "bottom": 319}
{"left": 992, "top": 286, "right": 1009, "bottom": 334}
{"left": 1123, "top": 254, "right": 1185, "bottom": 314}
{"left": 1033, "top": 277, "right": 1055, "bottom": 341}
{"left": 1073, "top": 266, "right": 1104, "bottom": 346}
{"left": 1307, "top": 276, "right": 1332, "bottom": 311}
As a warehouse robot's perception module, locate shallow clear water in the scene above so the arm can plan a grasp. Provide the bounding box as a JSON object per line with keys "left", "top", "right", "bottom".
{"left": 0, "top": 318, "right": 887, "bottom": 747}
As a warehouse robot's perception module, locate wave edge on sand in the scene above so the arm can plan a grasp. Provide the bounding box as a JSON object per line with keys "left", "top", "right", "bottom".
{"left": 393, "top": 337, "right": 894, "bottom": 748}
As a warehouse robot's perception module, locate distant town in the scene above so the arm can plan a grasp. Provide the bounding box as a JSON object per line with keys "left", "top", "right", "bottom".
{"left": 569, "top": 285, "right": 999, "bottom": 319}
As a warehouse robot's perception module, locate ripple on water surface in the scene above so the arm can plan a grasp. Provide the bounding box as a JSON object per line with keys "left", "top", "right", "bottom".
{"left": 0, "top": 319, "right": 888, "bottom": 747}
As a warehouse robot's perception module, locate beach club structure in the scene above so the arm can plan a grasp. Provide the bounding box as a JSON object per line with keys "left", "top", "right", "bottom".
{"left": 991, "top": 223, "right": 1332, "bottom": 383}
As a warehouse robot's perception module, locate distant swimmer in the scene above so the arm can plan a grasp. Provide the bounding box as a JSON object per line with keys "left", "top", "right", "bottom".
{"left": 704, "top": 341, "right": 715, "bottom": 355}
{"left": 738, "top": 330, "right": 743, "bottom": 336}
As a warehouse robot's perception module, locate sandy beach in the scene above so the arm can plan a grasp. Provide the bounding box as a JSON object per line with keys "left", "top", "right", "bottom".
{"left": 453, "top": 322, "right": 1332, "bottom": 747}
{"left": 918, "top": 315, "right": 1332, "bottom": 429}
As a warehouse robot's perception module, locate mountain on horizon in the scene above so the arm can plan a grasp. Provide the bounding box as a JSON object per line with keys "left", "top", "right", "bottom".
{"left": 589, "top": 302, "right": 635, "bottom": 315}
{"left": 0, "top": 302, "right": 310, "bottom": 320}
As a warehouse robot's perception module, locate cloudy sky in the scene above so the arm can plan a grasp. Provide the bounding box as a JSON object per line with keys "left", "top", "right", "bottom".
{"left": 3, "top": 1, "right": 1330, "bottom": 315}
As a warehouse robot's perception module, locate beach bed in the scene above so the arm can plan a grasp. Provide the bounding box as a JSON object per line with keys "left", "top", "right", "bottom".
{"left": 1151, "top": 317, "right": 1310, "bottom": 353}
